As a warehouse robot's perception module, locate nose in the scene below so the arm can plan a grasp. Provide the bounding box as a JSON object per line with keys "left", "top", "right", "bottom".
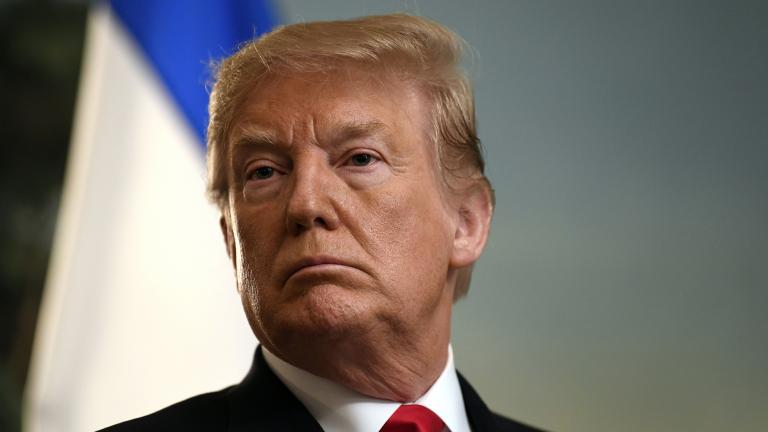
{"left": 285, "top": 158, "right": 341, "bottom": 235}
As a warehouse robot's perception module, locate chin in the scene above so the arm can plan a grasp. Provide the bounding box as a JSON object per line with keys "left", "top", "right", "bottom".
{"left": 263, "top": 283, "right": 376, "bottom": 345}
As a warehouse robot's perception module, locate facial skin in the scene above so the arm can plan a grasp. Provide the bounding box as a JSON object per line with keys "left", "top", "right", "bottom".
{"left": 220, "top": 66, "right": 491, "bottom": 401}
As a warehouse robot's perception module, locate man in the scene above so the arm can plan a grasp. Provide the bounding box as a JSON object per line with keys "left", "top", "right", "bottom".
{"left": 102, "top": 14, "right": 543, "bottom": 432}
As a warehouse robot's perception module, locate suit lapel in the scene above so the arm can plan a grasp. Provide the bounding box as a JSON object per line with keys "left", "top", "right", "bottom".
{"left": 227, "top": 346, "right": 323, "bottom": 432}
{"left": 458, "top": 371, "right": 543, "bottom": 432}
{"left": 458, "top": 371, "right": 498, "bottom": 431}
{"left": 225, "top": 348, "right": 540, "bottom": 432}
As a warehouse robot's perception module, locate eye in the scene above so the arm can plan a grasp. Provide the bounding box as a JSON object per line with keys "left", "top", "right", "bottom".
{"left": 250, "top": 166, "right": 274, "bottom": 180}
{"left": 348, "top": 153, "right": 375, "bottom": 167}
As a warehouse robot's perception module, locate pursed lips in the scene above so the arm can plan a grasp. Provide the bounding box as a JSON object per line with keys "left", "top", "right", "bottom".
{"left": 284, "top": 255, "right": 360, "bottom": 283}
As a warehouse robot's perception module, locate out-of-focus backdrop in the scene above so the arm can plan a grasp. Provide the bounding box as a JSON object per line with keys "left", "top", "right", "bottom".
{"left": 1, "top": 1, "right": 85, "bottom": 430}
{"left": 1, "top": 1, "right": 766, "bottom": 431}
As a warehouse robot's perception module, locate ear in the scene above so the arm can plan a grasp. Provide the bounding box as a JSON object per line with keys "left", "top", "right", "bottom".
{"left": 219, "top": 211, "right": 236, "bottom": 271}
{"left": 450, "top": 181, "right": 493, "bottom": 268}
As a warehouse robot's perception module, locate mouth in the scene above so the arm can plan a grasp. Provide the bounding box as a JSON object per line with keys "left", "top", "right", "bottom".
{"left": 284, "top": 255, "right": 360, "bottom": 284}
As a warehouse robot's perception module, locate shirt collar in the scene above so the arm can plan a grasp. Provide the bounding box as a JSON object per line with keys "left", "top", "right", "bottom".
{"left": 262, "top": 344, "right": 471, "bottom": 432}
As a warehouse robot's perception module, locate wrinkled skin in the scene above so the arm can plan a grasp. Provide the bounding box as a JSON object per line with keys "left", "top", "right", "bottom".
{"left": 220, "top": 67, "right": 491, "bottom": 401}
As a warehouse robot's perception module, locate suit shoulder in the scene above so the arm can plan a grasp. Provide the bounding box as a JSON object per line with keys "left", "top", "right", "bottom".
{"left": 97, "top": 386, "right": 234, "bottom": 432}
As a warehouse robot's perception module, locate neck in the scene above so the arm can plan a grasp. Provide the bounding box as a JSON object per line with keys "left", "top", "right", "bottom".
{"left": 316, "top": 335, "right": 450, "bottom": 402}
{"left": 264, "top": 303, "right": 453, "bottom": 402}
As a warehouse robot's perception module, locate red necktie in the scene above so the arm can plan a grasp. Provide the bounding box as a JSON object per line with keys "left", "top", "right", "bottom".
{"left": 380, "top": 404, "right": 446, "bottom": 432}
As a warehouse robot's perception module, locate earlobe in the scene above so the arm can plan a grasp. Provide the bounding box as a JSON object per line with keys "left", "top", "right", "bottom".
{"left": 450, "top": 181, "right": 493, "bottom": 268}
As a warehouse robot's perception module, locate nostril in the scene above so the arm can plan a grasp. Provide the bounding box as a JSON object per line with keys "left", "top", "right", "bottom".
{"left": 313, "top": 216, "right": 328, "bottom": 228}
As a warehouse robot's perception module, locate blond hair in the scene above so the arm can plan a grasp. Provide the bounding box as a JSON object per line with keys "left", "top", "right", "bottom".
{"left": 206, "top": 14, "right": 492, "bottom": 299}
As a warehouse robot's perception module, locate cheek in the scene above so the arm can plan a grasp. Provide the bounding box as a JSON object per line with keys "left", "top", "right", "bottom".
{"left": 379, "top": 180, "right": 452, "bottom": 242}
{"left": 233, "top": 211, "right": 287, "bottom": 336}
{"left": 363, "top": 186, "right": 454, "bottom": 297}
{"left": 232, "top": 208, "right": 284, "bottom": 290}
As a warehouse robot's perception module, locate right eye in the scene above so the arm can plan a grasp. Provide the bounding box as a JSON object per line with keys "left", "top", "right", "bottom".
{"left": 249, "top": 166, "right": 274, "bottom": 180}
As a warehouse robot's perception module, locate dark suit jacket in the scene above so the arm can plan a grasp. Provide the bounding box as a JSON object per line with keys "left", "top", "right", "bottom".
{"left": 100, "top": 346, "right": 544, "bottom": 431}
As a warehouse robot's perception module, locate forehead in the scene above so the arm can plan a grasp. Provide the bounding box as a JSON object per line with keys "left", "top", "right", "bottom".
{"left": 228, "top": 66, "right": 431, "bottom": 148}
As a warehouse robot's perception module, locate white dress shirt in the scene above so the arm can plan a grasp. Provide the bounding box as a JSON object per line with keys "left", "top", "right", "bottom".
{"left": 262, "top": 344, "right": 471, "bottom": 432}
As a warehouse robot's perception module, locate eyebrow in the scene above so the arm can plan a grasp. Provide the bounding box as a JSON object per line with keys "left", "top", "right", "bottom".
{"left": 230, "top": 124, "right": 278, "bottom": 154}
{"left": 328, "top": 120, "right": 390, "bottom": 145}
{"left": 230, "top": 119, "right": 390, "bottom": 154}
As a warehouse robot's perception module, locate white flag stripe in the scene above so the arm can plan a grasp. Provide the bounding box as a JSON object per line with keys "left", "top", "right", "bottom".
{"left": 25, "top": 5, "right": 255, "bottom": 432}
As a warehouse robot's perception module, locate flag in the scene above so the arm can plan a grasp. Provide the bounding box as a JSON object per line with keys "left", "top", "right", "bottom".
{"left": 24, "top": 1, "right": 277, "bottom": 430}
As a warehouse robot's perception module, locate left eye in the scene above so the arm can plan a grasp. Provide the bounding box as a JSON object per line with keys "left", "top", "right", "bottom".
{"left": 348, "top": 153, "right": 374, "bottom": 166}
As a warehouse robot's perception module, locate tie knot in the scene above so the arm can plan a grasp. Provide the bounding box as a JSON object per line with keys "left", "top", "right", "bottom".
{"left": 380, "top": 404, "right": 446, "bottom": 432}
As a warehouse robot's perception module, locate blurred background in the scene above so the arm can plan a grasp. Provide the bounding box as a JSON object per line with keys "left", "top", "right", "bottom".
{"left": 1, "top": 1, "right": 85, "bottom": 430}
{"left": 1, "top": 0, "right": 766, "bottom": 431}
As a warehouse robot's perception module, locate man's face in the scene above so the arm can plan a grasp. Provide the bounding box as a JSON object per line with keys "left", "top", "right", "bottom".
{"left": 222, "top": 67, "right": 462, "bottom": 355}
